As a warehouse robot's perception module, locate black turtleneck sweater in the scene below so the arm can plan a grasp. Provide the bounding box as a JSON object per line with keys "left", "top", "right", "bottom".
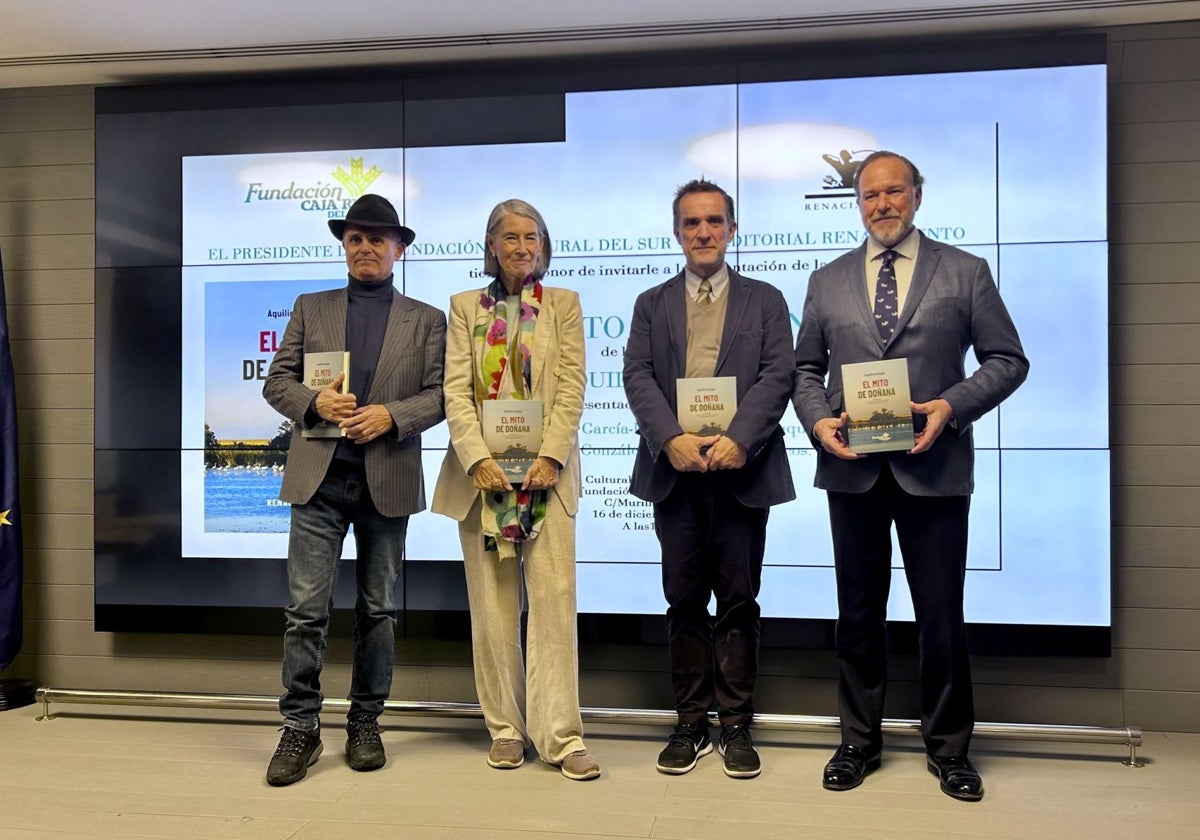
{"left": 335, "top": 274, "right": 394, "bottom": 465}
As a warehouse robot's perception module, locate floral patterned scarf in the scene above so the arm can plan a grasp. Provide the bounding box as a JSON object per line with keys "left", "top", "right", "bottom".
{"left": 474, "top": 275, "right": 546, "bottom": 559}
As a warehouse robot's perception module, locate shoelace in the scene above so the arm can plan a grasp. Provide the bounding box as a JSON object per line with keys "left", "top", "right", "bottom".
{"left": 667, "top": 728, "right": 704, "bottom": 751}
{"left": 723, "top": 727, "right": 752, "bottom": 750}
{"left": 274, "top": 727, "right": 316, "bottom": 757}
{"left": 347, "top": 718, "right": 381, "bottom": 747}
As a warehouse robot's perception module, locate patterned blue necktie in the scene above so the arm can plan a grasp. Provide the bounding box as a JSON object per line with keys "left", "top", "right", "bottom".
{"left": 873, "top": 249, "right": 900, "bottom": 339}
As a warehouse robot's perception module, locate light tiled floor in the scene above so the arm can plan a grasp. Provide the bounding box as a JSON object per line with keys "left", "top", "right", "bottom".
{"left": 2, "top": 703, "right": 1197, "bottom": 839}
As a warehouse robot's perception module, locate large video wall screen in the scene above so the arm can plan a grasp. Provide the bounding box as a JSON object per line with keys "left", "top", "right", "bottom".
{"left": 95, "top": 40, "right": 1110, "bottom": 649}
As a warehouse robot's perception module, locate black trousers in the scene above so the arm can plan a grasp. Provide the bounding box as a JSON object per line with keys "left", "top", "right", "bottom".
{"left": 654, "top": 474, "right": 768, "bottom": 728}
{"left": 827, "top": 462, "right": 974, "bottom": 758}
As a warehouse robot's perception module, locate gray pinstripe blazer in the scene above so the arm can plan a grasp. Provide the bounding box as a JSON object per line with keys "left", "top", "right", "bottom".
{"left": 263, "top": 283, "right": 447, "bottom": 518}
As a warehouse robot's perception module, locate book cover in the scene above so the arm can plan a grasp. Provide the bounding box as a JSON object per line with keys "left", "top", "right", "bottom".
{"left": 301, "top": 350, "right": 350, "bottom": 438}
{"left": 841, "top": 358, "right": 914, "bottom": 453}
{"left": 481, "top": 399, "right": 544, "bottom": 481}
{"left": 676, "top": 376, "right": 738, "bottom": 435}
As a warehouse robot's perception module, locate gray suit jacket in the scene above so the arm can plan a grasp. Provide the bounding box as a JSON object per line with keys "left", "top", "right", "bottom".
{"left": 792, "top": 231, "right": 1029, "bottom": 496}
{"left": 624, "top": 269, "right": 796, "bottom": 508}
{"left": 263, "top": 284, "right": 446, "bottom": 517}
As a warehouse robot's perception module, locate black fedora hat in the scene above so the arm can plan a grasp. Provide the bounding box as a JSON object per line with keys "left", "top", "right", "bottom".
{"left": 328, "top": 194, "right": 416, "bottom": 246}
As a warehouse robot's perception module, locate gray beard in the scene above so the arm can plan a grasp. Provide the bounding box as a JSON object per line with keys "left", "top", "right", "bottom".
{"left": 868, "top": 221, "right": 913, "bottom": 248}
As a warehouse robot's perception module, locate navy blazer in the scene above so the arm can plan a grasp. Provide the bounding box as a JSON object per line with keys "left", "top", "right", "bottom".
{"left": 792, "top": 231, "right": 1029, "bottom": 497}
{"left": 624, "top": 269, "right": 796, "bottom": 508}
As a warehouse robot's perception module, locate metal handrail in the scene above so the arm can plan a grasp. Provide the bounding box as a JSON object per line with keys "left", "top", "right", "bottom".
{"left": 34, "top": 686, "right": 1143, "bottom": 766}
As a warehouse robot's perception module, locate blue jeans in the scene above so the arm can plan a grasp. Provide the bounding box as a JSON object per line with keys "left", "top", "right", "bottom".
{"left": 280, "top": 461, "right": 408, "bottom": 729}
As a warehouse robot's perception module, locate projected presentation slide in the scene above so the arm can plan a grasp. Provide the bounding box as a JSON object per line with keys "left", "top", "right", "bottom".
{"left": 180, "top": 65, "right": 1108, "bottom": 626}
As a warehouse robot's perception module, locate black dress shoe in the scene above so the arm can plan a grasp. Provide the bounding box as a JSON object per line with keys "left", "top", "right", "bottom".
{"left": 822, "top": 743, "right": 881, "bottom": 791}
{"left": 927, "top": 755, "right": 984, "bottom": 802}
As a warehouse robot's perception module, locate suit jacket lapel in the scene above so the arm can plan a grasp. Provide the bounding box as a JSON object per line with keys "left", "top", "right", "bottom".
{"left": 847, "top": 243, "right": 883, "bottom": 346}
{"left": 531, "top": 289, "right": 550, "bottom": 394}
{"left": 890, "top": 233, "right": 939, "bottom": 343}
{"left": 665, "top": 273, "right": 688, "bottom": 376}
{"left": 714, "top": 271, "right": 750, "bottom": 374}
{"left": 367, "top": 289, "right": 415, "bottom": 403}
{"left": 319, "top": 289, "right": 348, "bottom": 350}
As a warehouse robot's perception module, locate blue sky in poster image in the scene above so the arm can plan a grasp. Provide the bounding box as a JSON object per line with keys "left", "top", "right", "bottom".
{"left": 183, "top": 149, "right": 408, "bottom": 266}
{"left": 403, "top": 85, "right": 738, "bottom": 256}
{"left": 733, "top": 66, "right": 1105, "bottom": 247}
{"left": 203, "top": 277, "right": 340, "bottom": 441}
{"left": 401, "top": 65, "right": 1103, "bottom": 261}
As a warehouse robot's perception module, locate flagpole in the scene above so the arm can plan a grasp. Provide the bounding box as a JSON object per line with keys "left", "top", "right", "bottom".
{"left": 0, "top": 226, "right": 35, "bottom": 710}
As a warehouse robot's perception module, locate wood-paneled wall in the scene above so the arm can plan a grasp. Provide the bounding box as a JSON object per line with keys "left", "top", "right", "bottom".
{"left": 1, "top": 20, "right": 1197, "bottom": 731}
{"left": 1104, "top": 19, "right": 1200, "bottom": 731}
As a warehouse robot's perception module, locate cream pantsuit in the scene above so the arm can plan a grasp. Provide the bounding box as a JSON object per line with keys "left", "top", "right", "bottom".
{"left": 432, "top": 285, "right": 587, "bottom": 764}
{"left": 457, "top": 494, "right": 583, "bottom": 761}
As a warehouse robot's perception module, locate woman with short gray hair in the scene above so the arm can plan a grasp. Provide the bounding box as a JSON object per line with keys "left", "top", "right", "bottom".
{"left": 432, "top": 198, "right": 598, "bottom": 780}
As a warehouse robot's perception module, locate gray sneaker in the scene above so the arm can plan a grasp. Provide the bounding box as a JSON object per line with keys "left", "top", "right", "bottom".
{"left": 266, "top": 725, "right": 323, "bottom": 786}
{"left": 560, "top": 749, "right": 601, "bottom": 781}
{"left": 656, "top": 722, "right": 713, "bottom": 774}
{"left": 487, "top": 738, "right": 525, "bottom": 769}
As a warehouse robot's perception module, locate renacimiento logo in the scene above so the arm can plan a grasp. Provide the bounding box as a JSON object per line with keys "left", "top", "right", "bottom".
{"left": 802, "top": 147, "right": 874, "bottom": 202}
{"left": 243, "top": 157, "right": 385, "bottom": 214}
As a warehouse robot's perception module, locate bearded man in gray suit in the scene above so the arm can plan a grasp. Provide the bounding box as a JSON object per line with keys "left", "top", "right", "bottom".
{"left": 262, "top": 194, "right": 446, "bottom": 786}
{"left": 793, "top": 152, "right": 1028, "bottom": 802}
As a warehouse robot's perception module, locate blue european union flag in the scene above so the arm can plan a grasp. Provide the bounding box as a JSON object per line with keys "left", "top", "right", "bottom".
{"left": 0, "top": 241, "right": 23, "bottom": 672}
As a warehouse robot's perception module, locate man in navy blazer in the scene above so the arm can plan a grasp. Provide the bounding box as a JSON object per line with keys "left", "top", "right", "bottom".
{"left": 793, "top": 152, "right": 1028, "bottom": 801}
{"left": 625, "top": 179, "right": 795, "bottom": 779}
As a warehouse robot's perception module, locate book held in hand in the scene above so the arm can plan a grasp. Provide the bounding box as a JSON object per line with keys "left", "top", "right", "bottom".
{"left": 676, "top": 376, "right": 738, "bottom": 435}
{"left": 840, "top": 358, "right": 914, "bottom": 453}
{"left": 482, "top": 399, "right": 543, "bottom": 481}
{"left": 302, "top": 350, "right": 350, "bottom": 438}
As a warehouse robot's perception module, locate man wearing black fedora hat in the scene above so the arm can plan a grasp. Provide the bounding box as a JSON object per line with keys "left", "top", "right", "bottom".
{"left": 263, "top": 193, "right": 445, "bottom": 786}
